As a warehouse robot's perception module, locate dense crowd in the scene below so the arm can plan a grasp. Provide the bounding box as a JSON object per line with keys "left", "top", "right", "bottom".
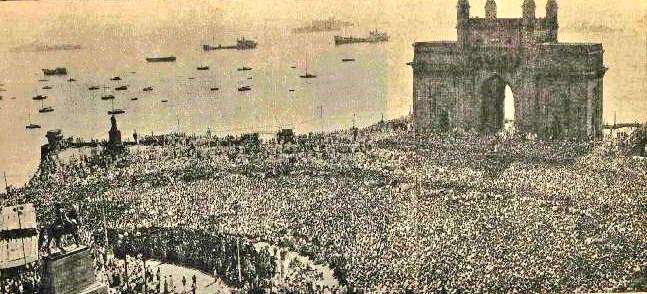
{"left": 1, "top": 117, "right": 646, "bottom": 292}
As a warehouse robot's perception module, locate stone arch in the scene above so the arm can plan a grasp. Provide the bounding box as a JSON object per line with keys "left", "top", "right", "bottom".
{"left": 479, "top": 74, "right": 518, "bottom": 134}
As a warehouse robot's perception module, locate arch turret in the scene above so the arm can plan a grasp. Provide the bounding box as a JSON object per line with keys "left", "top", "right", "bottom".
{"left": 485, "top": 0, "right": 497, "bottom": 19}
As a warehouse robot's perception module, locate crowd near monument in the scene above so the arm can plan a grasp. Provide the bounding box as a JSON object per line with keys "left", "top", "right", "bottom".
{"left": 0, "top": 0, "right": 645, "bottom": 293}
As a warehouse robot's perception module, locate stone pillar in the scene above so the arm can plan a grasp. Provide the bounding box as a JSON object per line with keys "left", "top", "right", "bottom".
{"left": 40, "top": 246, "right": 108, "bottom": 294}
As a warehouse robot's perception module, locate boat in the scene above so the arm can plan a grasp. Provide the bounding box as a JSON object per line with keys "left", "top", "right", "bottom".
{"left": 88, "top": 86, "right": 100, "bottom": 90}
{"left": 146, "top": 56, "right": 176, "bottom": 63}
{"left": 67, "top": 78, "right": 76, "bottom": 82}
{"left": 101, "top": 95, "right": 115, "bottom": 100}
{"left": 32, "top": 95, "right": 47, "bottom": 101}
{"left": 42, "top": 85, "right": 53, "bottom": 90}
{"left": 299, "top": 71, "right": 317, "bottom": 79}
{"left": 342, "top": 58, "right": 356, "bottom": 62}
{"left": 26, "top": 115, "right": 41, "bottom": 129}
{"left": 161, "top": 99, "right": 168, "bottom": 103}
{"left": 289, "top": 89, "right": 295, "bottom": 92}
{"left": 111, "top": 77, "right": 121, "bottom": 81}
{"left": 42, "top": 68, "right": 67, "bottom": 76}
{"left": 247, "top": 77, "right": 253, "bottom": 80}
{"left": 108, "top": 109, "right": 126, "bottom": 115}
{"left": 237, "top": 66, "right": 253, "bottom": 71}
{"left": 26, "top": 123, "right": 41, "bottom": 129}
{"left": 39, "top": 106, "right": 54, "bottom": 113}
{"left": 115, "top": 85, "right": 128, "bottom": 91}
{"left": 210, "top": 87, "right": 219, "bottom": 91}
{"left": 188, "top": 77, "right": 195, "bottom": 80}
{"left": 290, "top": 66, "right": 297, "bottom": 69}
{"left": 203, "top": 37, "right": 257, "bottom": 51}
{"left": 131, "top": 97, "right": 138, "bottom": 101}
{"left": 0, "top": 88, "right": 6, "bottom": 92}
{"left": 197, "top": 66, "right": 209, "bottom": 70}
{"left": 237, "top": 86, "right": 252, "bottom": 92}
{"left": 334, "top": 30, "right": 389, "bottom": 45}
{"left": 38, "top": 79, "right": 49, "bottom": 82}
{"left": 292, "top": 17, "right": 354, "bottom": 34}
{"left": 143, "top": 86, "right": 153, "bottom": 92}
{"left": 10, "top": 97, "right": 15, "bottom": 100}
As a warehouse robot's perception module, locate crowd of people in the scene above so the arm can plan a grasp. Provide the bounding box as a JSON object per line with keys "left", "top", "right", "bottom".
{"left": 0, "top": 117, "right": 645, "bottom": 292}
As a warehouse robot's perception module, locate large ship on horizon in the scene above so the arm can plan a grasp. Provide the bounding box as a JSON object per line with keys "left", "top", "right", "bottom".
{"left": 334, "top": 30, "right": 390, "bottom": 45}
{"left": 292, "top": 17, "right": 354, "bottom": 34}
{"left": 203, "top": 37, "right": 257, "bottom": 51}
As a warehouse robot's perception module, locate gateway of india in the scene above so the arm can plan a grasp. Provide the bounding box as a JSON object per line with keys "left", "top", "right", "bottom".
{"left": 412, "top": 0, "right": 607, "bottom": 139}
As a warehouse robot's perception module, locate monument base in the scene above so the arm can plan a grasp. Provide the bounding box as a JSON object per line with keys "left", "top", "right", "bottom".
{"left": 40, "top": 245, "right": 108, "bottom": 294}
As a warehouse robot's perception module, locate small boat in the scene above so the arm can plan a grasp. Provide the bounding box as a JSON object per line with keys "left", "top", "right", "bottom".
{"left": 238, "top": 86, "right": 252, "bottom": 92}
{"left": 111, "top": 77, "right": 121, "bottom": 81}
{"left": 88, "top": 86, "right": 100, "bottom": 90}
{"left": 26, "top": 123, "right": 41, "bottom": 129}
{"left": 32, "top": 95, "right": 48, "bottom": 101}
{"left": 26, "top": 114, "right": 41, "bottom": 129}
{"left": 290, "top": 66, "right": 297, "bottom": 69}
{"left": 115, "top": 85, "right": 128, "bottom": 91}
{"left": 39, "top": 106, "right": 54, "bottom": 113}
{"left": 10, "top": 97, "right": 15, "bottom": 100}
{"left": 342, "top": 58, "right": 356, "bottom": 62}
{"left": 237, "top": 66, "right": 253, "bottom": 71}
{"left": 247, "top": 77, "right": 253, "bottom": 80}
{"left": 130, "top": 97, "right": 139, "bottom": 101}
{"left": 146, "top": 56, "right": 176, "bottom": 63}
{"left": 38, "top": 79, "right": 49, "bottom": 82}
{"left": 101, "top": 95, "right": 115, "bottom": 100}
{"left": 67, "top": 78, "right": 76, "bottom": 82}
{"left": 42, "top": 86, "right": 53, "bottom": 90}
{"left": 289, "top": 89, "right": 295, "bottom": 92}
{"left": 210, "top": 87, "right": 219, "bottom": 91}
{"left": 108, "top": 109, "right": 126, "bottom": 115}
{"left": 299, "top": 72, "right": 317, "bottom": 79}
{"left": 143, "top": 86, "right": 153, "bottom": 92}
{"left": 42, "top": 68, "right": 67, "bottom": 76}
{"left": 161, "top": 99, "right": 168, "bottom": 103}
{"left": 130, "top": 71, "right": 136, "bottom": 74}
{"left": 188, "top": 77, "right": 195, "bottom": 80}
{"left": 197, "top": 66, "right": 209, "bottom": 70}
{"left": 0, "top": 88, "right": 6, "bottom": 92}
{"left": 0, "top": 96, "right": 3, "bottom": 100}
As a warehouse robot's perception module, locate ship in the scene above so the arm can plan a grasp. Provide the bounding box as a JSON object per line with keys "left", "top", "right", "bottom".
{"left": 146, "top": 56, "right": 176, "bottom": 63}
{"left": 143, "top": 86, "right": 153, "bottom": 92}
{"left": 111, "top": 77, "right": 122, "bottom": 81}
{"left": 130, "top": 97, "right": 139, "bottom": 101}
{"left": 42, "top": 68, "right": 67, "bottom": 76}
{"left": 342, "top": 58, "right": 356, "bottom": 62}
{"left": 237, "top": 66, "right": 253, "bottom": 71}
{"left": 292, "top": 17, "right": 353, "bottom": 34}
{"left": 42, "top": 85, "right": 53, "bottom": 90}
{"left": 67, "top": 78, "right": 76, "bottom": 82}
{"left": 334, "top": 30, "right": 389, "bottom": 45}
{"left": 238, "top": 86, "right": 252, "bottom": 92}
{"left": 32, "top": 95, "right": 47, "bottom": 101}
{"left": 108, "top": 109, "right": 126, "bottom": 115}
{"left": 115, "top": 86, "right": 128, "bottom": 91}
{"left": 197, "top": 66, "right": 209, "bottom": 70}
{"left": 88, "top": 86, "right": 100, "bottom": 91}
{"left": 39, "top": 106, "right": 54, "bottom": 113}
{"left": 101, "top": 95, "right": 115, "bottom": 100}
{"left": 203, "top": 37, "right": 257, "bottom": 51}
{"left": 26, "top": 114, "right": 41, "bottom": 130}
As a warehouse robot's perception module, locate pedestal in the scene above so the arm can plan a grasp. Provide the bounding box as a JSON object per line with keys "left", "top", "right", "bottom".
{"left": 40, "top": 246, "right": 108, "bottom": 294}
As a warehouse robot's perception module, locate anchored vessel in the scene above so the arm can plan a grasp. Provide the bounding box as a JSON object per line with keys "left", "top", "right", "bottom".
{"left": 42, "top": 68, "right": 67, "bottom": 76}
{"left": 334, "top": 30, "right": 389, "bottom": 45}
{"left": 292, "top": 17, "right": 354, "bottom": 34}
{"left": 146, "top": 56, "right": 176, "bottom": 63}
{"left": 203, "top": 37, "right": 257, "bottom": 51}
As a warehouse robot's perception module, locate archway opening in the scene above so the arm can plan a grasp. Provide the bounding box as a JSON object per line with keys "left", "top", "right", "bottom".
{"left": 480, "top": 76, "right": 515, "bottom": 134}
